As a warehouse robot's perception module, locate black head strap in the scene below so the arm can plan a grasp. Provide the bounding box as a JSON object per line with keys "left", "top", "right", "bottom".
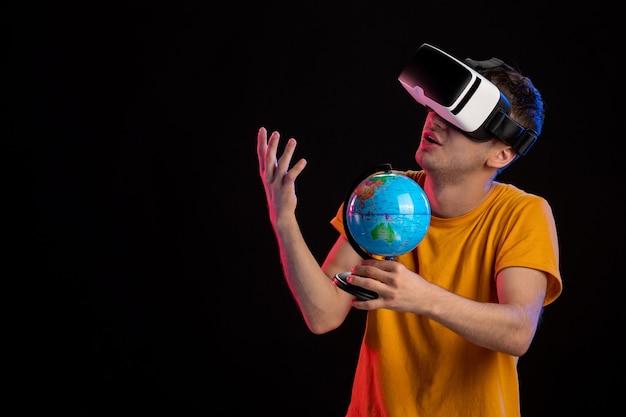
{"left": 485, "top": 109, "right": 537, "bottom": 156}
{"left": 464, "top": 57, "right": 515, "bottom": 72}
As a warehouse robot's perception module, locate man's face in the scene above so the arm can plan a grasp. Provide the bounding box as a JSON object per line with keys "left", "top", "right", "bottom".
{"left": 415, "top": 109, "right": 498, "bottom": 180}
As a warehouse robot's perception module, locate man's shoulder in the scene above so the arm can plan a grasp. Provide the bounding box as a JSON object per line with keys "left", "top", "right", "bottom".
{"left": 492, "top": 182, "right": 552, "bottom": 214}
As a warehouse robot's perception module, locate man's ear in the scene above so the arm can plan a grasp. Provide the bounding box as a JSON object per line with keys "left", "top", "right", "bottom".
{"left": 487, "top": 144, "right": 517, "bottom": 169}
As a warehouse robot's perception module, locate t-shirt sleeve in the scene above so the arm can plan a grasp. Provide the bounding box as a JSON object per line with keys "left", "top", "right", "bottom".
{"left": 496, "top": 196, "right": 562, "bottom": 306}
{"left": 330, "top": 202, "right": 347, "bottom": 237}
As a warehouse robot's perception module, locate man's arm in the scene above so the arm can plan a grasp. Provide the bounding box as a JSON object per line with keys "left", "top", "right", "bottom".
{"left": 424, "top": 266, "right": 548, "bottom": 356}
{"left": 257, "top": 127, "right": 357, "bottom": 333}
{"left": 348, "top": 260, "right": 547, "bottom": 356}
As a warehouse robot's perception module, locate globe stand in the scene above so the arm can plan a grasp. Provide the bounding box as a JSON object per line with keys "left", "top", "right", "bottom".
{"left": 333, "top": 271, "right": 379, "bottom": 300}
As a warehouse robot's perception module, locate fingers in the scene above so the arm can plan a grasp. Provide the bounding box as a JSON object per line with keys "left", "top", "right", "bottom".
{"left": 256, "top": 127, "right": 267, "bottom": 169}
{"left": 275, "top": 135, "right": 297, "bottom": 178}
{"left": 256, "top": 126, "right": 281, "bottom": 173}
{"left": 256, "top": 126, "right": 306, "bottom": 182}
{"left": 257, "top": 126, "right": 277, "bottom": 176}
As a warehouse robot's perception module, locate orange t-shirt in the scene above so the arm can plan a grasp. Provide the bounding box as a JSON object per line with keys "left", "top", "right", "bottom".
{"left": 330, "top": 170, "right": 562, "bottom": 417}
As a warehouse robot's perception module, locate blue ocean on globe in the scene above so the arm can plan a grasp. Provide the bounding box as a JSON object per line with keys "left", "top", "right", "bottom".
{"left": 345, "top": 171, "right": 431, "bottom": 258}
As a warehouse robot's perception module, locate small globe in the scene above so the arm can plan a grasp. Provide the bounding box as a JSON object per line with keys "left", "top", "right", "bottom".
{"left": 345, "top": 170, "right": 430, "bottom": 258}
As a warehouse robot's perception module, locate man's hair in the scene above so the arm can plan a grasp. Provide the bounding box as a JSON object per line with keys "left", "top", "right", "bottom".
{"left": 479, "top": 68, "right": 544, "bottom": 174}
{"left": 481, "top": 68, "right": 545, "bottom": 137}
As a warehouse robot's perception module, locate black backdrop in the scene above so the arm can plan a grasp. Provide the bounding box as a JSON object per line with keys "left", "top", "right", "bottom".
{"left": 6, "top": 1, "right": 623, "bottom": 416}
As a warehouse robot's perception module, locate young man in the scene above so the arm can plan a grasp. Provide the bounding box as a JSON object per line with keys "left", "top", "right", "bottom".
{"left": 256, "top": 44, "right": 562, "bottom": 416}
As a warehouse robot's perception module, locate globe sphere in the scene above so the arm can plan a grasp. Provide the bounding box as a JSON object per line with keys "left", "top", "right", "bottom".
{"left": 345, "top": 171, "right": 430, "bottom": 258}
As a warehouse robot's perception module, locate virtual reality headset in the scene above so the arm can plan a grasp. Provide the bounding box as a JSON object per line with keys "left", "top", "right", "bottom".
{"left": 398, "top": 43, "right": 537, "bottom": 156}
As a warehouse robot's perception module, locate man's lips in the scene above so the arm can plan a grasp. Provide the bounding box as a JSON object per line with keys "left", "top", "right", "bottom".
{"left": 423, "top": 133, "right": 441, "bottom": 145}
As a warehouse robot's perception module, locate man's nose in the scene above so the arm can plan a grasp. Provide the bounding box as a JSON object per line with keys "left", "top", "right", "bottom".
{"left": 428, "top": 110, "right": 449, "bottom": 130}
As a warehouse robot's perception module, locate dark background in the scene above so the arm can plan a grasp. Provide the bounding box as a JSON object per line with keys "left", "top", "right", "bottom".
{"left": 6, "top": 1, "right": 623, "bottom": 416}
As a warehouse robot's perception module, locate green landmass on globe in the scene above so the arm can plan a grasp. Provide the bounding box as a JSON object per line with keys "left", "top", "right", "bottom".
{"left": 370, "top": 222, "right": 396, "bottom": 244}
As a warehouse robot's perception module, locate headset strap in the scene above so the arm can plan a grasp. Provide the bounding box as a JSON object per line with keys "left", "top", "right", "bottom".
{"left": 464, "top": 57, "right": 515, "bottom": 72}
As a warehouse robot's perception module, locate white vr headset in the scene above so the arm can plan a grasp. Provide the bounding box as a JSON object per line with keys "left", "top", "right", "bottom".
{"left": 398, "top": 43, "right": 537, "bottom": 156}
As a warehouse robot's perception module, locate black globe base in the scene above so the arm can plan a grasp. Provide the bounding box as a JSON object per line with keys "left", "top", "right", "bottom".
{"left": 333, "top": 272, "right": 378, "bottom": 300}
